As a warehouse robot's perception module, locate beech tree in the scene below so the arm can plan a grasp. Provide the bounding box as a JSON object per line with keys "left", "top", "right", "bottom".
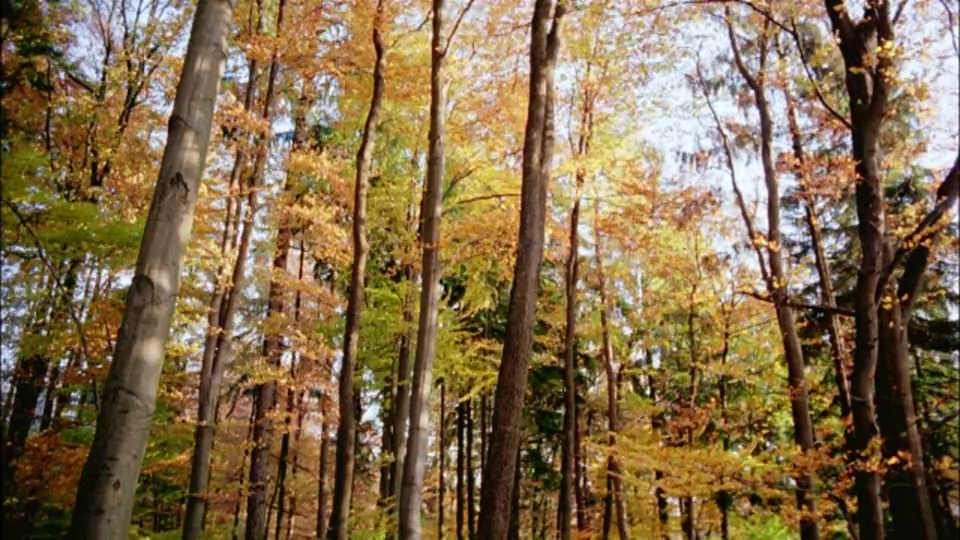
{"left": 67, "top": 0, "right": 235, "bottom": 537}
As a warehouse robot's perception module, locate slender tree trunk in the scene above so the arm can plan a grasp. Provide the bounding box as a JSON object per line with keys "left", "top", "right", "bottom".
{"left": 316, "top": 396, "right": 331, "bottom": 539}
{"left": 439, "top": 379, "right": 447, "bottom": 539}
{"left": 783, "top": 87, "right": 851, "bottom": 418}
{"left": 67, "top": 1, "right": 233, "bottom": 536}
{"left": 234, "top": 407, "right": 256, "bottom": 540}
{"left": 478, "top": 3, "right": 565, "bottom": 537}
{"left": 594, "top": 211, "right": 628, "bottom": 540}
{"left": 183, "top": 40, "right": 266, "bottom": 538}
{"left": 390, "top": 259, "right": 417, "bottom": 505}
{"left": 655, "top": 469, "right": 668, "bottom": 539}
{"left": 822, "top": 4, "right": 896, "bottom": 538}
{"left": 398, "top": 2, "right": 449, "bottom": 537}
{"left": 457, "top": 400, "right": 466, "bottom": 540}
{"left": 875, "top": 158, "right": 958, "bottom": 539}
{"left": 559, "top": 167, "right": 584, "bottom": 540}
{"left": 466, "top": 399, "right": 476, "bottom": 539}
{"left": 723, "top": 17, "right": 819, "bottom": 538}
{"left": 242, "top": 5, "right": 290, "bottom": 537}
{"left": 286, "top": 389, "right": 307, "bottom": 539}
{"left": 329, "top": 4, "right": 386, "bottom": 538}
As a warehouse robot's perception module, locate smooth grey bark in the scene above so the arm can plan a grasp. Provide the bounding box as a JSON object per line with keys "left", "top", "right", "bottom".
{"left": 67, "top": 1, "right": 234, "bottom": 537}
{"left": 398, "top": 0, "right": 448, "bottom": 537}
{"left": 477, "top": 3, "right": 565, "bottom": 539}
{"left": 329, "top": 2, "right": 386, "bottom": 537}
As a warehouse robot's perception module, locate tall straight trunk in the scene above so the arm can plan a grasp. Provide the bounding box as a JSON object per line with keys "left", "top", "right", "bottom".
{"left": 398, "top": 2, "right": 448, "bottom": 537}
{"left": 243, "top": 4, "right": 290, "bottom": 536}
{"left": 466, "top": 399, "right": 476, "bottom": 539}
{"left": 782, "top": 87, "right": 851, "bottom": 417}
{"left": 479, "top": 394, "right": 487, "bottom": 477}
{"left": 285, "top": 389, "right": 307, "bottom": 539}
{"left": 390, "top": 260, "right": 417, "bottom": 504}
{"left": 316, "top": 397, "right": 331, "bottom": 539}
{"left": 724, "top": 15, "right": 819, "bottom": 539}
{"left": 279, "top": 241, "right": 309, "bottom": 540}
{"left": 456, "top": 400, "right": 466, "bottom": 540}
{"left": 478, "top": 3, "right": 565, "bottom": 537}
{"left": 183, "top": 37, "right": 267, "bottom": 538}
{"left": 559, "top": 165, "right": 584, "bottom": 540}
{"left": 875, "top": 158, "right": 958, "bottom": 539}
{"left": 329, "top": 3, "right": 386, "bottom": 537}
{"left": 67, "top": 1, "right": 233, "bottom": 536}
{"left": 234, "top": 406, "right": 257, "bottom": 540}
{"left": 275, "top": 219, "right": 309, "bottom": 540}
{"left": 717, "top": 309, "right": 731, "bottom": 540}
{"left": 439, "top": 379, "right": 447, "bottom": 539}
{"left": 823, "top": 3, "right": 894, "bottom": 538}
{"left": 593, "top": 212, "right": 628, "bottom": 540}
{"left": 574, "top": 406, "right": 586, "bottom": 530}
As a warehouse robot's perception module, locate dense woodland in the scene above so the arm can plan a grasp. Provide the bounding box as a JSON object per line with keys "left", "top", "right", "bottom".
{"left": 1, "top": 0, "right": 958, "bottom": 538}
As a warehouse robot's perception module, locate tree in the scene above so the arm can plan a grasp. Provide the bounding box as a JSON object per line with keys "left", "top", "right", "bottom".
{"left": 329, "top": 1, "right": 387, "bottom": 538}
{"left": 477, "top": 2, "right": 566, "bottom": 538}
{"left": 67, "top": 0, "right": 234, "bottom": 536}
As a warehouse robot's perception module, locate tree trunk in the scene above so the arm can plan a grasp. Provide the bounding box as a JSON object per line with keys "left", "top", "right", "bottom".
{"left": 477, "top": 3, "right": 565, "bottom": 538}
{"left": 822, "top": 4, "right": 897, "bottom": 538}
{"left": 67, "top": 0, "right": 233, "bottom": 536}
{"left": 233, "top": 406, "right": 256, "bottom": 540}
{"left": 398, "top": 2, "right": 448, "bottom": 537}
{"left": 783, "top": 87, "right": 851, "bottom": 418}
{"left": 723, "top": 16, "right": 818, "bottom": 538}
{"left": 594, "top": 211, "right": 628, "bottom": 540}
{"left": 655, "top": 469, "right": 668, "bottom": 539}
{"left": 328, "top": 4, "right": 385, "bottom": 539}
{"left": 316, "top": 396, "right": 331, "bottom": 539}
{"left": 559, "top": 162, "right": 584, "bottom": 540}
{"left": 439, "top": 379, "right": 447, "bottom": 539}
{"left": 390, "top": 259, "right": 417, "bottom": 506}
{"left": 466, "top": 399, "right": 476, "bottom": 539}
{"left": 242, "top": 5, "right": 290, "bottom": 537}
{"left": 183, "top": 36, "right": 267, "bottom": 537}
{"left": 875, "top": 158, "right": 958, "bottom": 539}
{"left": 457, "top": 400, "right": 466, "bottom": 540}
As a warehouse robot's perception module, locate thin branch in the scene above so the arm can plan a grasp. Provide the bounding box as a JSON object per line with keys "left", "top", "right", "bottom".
{"left": 787, "top": 18, "right": 853, "bottom": 130}
{"left": 442, "top": 0, "right": 476, "bottom": 56}
{"left": 740, "top": 290, "right": 856, "bottom": 317}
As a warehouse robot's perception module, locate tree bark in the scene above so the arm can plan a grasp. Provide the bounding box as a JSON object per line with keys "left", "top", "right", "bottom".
{"left": 466, "top": 399, "right": 476, "bottom": 539}
{"left": 398, "top": 1, "right": 449, "bottom": 536}
{"left": 182, "top": 29, "right": 266, "bottom": 537}
{"left": 439, "top": 379, "right": 447, "bottom": 539}
{"left": 559, "top": 142, "right": 586, "bottom": 540}
{"left": 316, "top": 396, "right": 331, "bottom": 539}
{"left": 875, "top": 157, "right": 958, "bottom": 539}
{"left": 783, "top": 86, "right": 851, "bottom": 418}
{"left": 823, "top": 3, "right": 897, "bottom": 538}
{"left": 329, "top": 3, "right": 386, "bottom": 538}
{"left": 457, "top": 400, "right": 466, "bottom": 540}
{"left": 67, "top": 1, "right": 233, "bottom": 537}
{"left": 594, "top": 208, "right": 628, "bottom": 540}
{"left": 477, "top": 3, "right": 565, "bottom": 538}
{"left": 723, "top": 14, "right": 819, "bottom": 538}
{"left": 242, "top": 3, "right": 290, "bottom": 536}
